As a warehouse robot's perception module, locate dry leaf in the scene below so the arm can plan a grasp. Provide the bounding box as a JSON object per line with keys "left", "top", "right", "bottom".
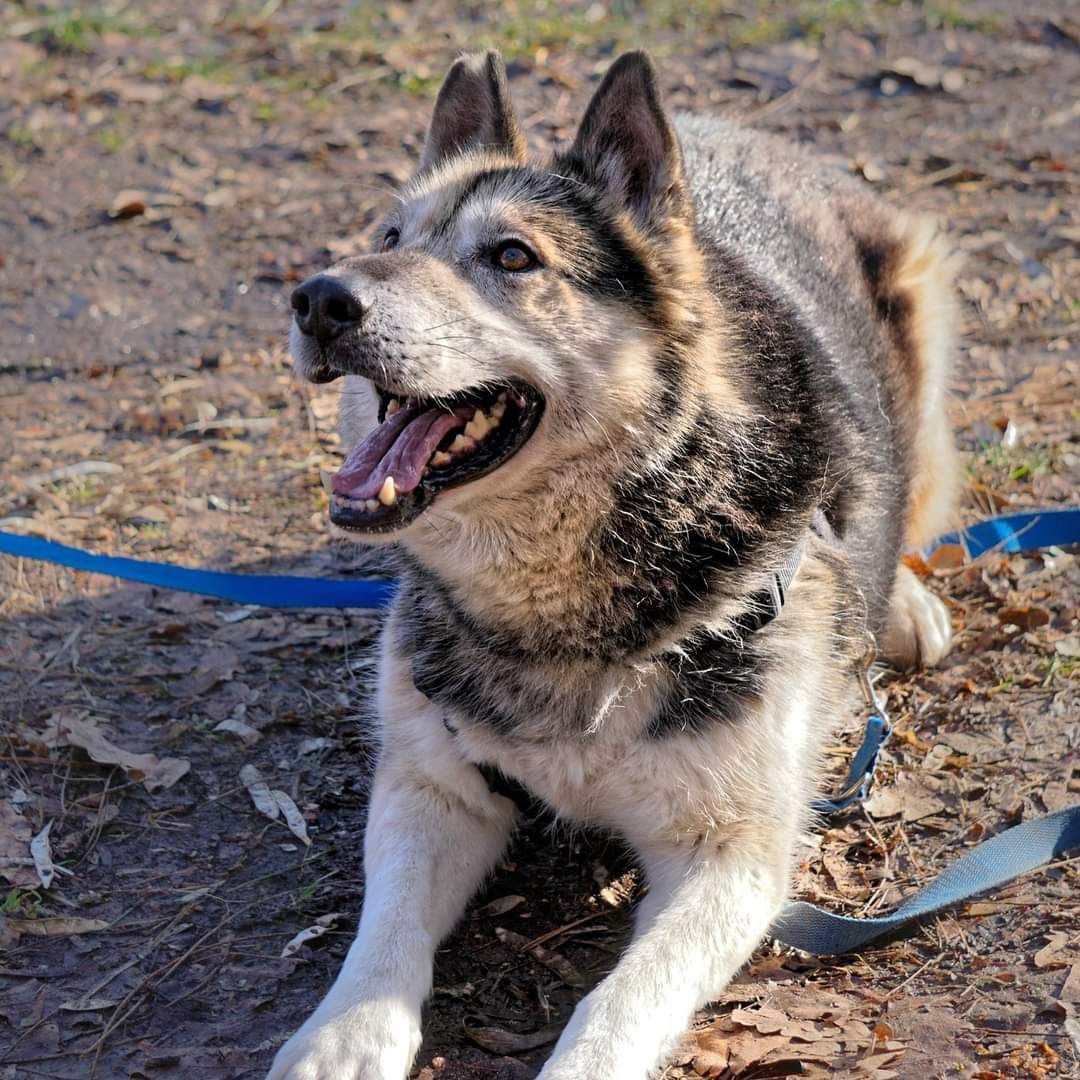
{"left": 39, "top": 712, "right": 190, "bottom": 792}
{"left": 30, "top": 821, "right": 54, "bottom": 889}
{"left": 272, "top": 789, "right": 311, "bottom": 846}
{"left": 1061, "top": 963, "right": 1080, "bottom": 1004}
{"left": 5, "top": 916, "right": 109, "bottom": 936}
{"left": 108, "top": 189, "right": 147, "bottom": 218}
{"left": 1034, "top": 931, "right": 1072, "bottom": 969}
{"left": 474, "top": 895, "right": 526, "bottom": 917}
{"left": 240, "top": 764, "right": 279, "bottom": 819}
{"left": 463, "top": 1021, "right": 562, "bottom": 1054}
{"left": 59, "top": 995, "right": 119, "bottom": 1012}
{"left": 281, "top": 913, "right": 344, "bottom": 957}
{"left": 927, "top": 543, "right": 965, "bottom": 569}
{"left": 998, "top": 606, "right": 1050, "bottom": 630}
{"left": 0, "top": 801, "right": 36, "bottom": 887}
{"left": 214, "top": 716, "right": 262, "bottom": 746}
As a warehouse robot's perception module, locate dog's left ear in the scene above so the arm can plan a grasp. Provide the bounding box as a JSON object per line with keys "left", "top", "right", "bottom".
{"left": 568, "top": 51, "right": 688, "bottom": 228}
{"left": 419, "top": 51, "right": 527, "bottom": 173}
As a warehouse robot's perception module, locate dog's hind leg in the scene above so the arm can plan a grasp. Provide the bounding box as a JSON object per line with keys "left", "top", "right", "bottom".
{"left": 268, "top": 720, "right": 516, "bottom": 1080}
{"left": 879, "top": 218, "right": 960, "bottom": 671}
{"left": 537, "top": 827, "right": 794, "bottom": 1080}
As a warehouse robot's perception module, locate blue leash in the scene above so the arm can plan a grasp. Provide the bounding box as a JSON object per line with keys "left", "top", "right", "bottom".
{"left": 0, "top": 532, "right": 396, "bottom": 610}
{"left": 1, "top": 508, "right": 1078, "bottom": 953}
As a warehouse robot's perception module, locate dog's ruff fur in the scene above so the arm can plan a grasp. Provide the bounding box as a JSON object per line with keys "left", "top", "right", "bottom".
{"left": 271, "top": 50, "right": 958, "bottom": 1080}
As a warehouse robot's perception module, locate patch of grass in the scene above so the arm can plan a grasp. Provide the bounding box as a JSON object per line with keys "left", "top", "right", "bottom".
{"left": 141, "top": 56, "right": 234, "bottom": 83}
{"left": 4, "top": 124, "right": 39, "bottom": 148}
{"left": 2, "top": 887, "right": 42, "bottom": 916}
{"left": 252, "top": 102, "right": 277, "bottom": 122}
{"left": 95, "top": 126, "right": 126, "bottom": 153}
{"left": 51, "top": 477, "right": 100, "bottom": 504}
{"left": 30, "top": 7, "right": 151, "bottom": 54}
{"left": 922, "top": 2, "right": 1004, "bottom": 33}
{"left": 970, "top": 442, "right": 1052, "bottom": 483}
{"left": 1040, "top": 655, "right": 1079, "bottom": 685}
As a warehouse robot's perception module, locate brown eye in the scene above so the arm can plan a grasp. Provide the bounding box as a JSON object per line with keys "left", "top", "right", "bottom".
{"left": 381, "top": 228, "right": 400, "bottom": 252}
{"left": 494, "top": 241, "right": 537, "bottom": 273}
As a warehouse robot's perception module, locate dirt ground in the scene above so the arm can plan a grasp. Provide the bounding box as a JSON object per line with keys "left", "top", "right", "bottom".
{"left": 1, "top": 2, "right": 1078, "bottom": 1078}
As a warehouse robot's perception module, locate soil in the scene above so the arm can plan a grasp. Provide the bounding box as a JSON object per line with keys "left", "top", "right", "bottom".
{"left": 1, "top": 3, "right": 1077, "bottom": 1079}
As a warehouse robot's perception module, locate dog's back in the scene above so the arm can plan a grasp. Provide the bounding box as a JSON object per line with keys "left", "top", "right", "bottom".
{"left": 680, "top": 113, "right": 958, "bottom": 638}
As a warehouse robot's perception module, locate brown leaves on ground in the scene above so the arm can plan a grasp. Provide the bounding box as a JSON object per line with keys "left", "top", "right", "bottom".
{"left": 29, "top": 710, "right": 190, "bottom": 792}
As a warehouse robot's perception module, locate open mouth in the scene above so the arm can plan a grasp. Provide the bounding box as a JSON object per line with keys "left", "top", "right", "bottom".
{"left": 328, "top": 381, "right": 545, "bottom": 532}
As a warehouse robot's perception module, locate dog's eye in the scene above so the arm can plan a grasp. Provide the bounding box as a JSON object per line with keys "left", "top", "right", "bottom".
{"left": 493, "top": 242, "right": 537, "bottom": 273}
{"left": 381, "top": 228, "right": 400, "bottom": 252}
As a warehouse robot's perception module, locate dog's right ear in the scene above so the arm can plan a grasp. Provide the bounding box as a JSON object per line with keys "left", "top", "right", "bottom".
{"left": 419, "top": 52, "right": 526, "bottom": 173}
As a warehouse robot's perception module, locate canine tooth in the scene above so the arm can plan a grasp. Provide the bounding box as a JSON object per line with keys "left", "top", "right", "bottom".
{"left": 386, "top": 398, "right": 400, "bottom": 416}
{"left": 320, "top": 469, "right": 334, "bottom": 495}
{"left": 431, "top": 450, "right": 451, "bottom": 466}
{"left": 377, "top": 477, "right": 397, "bottom": 506}
{"left": 491, "top": 401, "right": 506, "bottom": 419}
{"left": 497, "top": 391, "right": 508, "bottom": 403}
{"left": 450, "top": 434, "right": 476, "bottom": 454}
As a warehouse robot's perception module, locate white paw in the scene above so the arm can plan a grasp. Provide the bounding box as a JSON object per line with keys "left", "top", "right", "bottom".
{"left": 882, "top": 564, "right": 952, "bottom": 669}
{"left": 267, "top": 1000, "right": 420, "bottom": 1080}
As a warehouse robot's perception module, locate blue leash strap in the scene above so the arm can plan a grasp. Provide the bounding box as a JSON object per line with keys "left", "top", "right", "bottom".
{"left": 0, "top": 532, "right": 396, "bottom": 610}
{"left": 772, "top": 807, "right": 1080, "bottom": 954}
{"left": 928, "top": 506, "right": 1080, "bottom": 559}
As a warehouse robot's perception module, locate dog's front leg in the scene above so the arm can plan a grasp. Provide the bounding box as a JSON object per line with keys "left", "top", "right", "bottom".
{"left": 268, "top": 751, "right": 516, "bottom": 1080}
{"left": 538, "top": 830, "right": 792, "bottom": 1080}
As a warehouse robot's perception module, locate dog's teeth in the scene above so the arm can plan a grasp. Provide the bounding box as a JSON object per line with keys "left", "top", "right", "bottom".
{"left": 464, "top": 410, "right": 491, "bottom": 440}
{"left": 450, "top": 434, "right": 476, "bottom": 454}
{"left": 377, "top": 477, "right": 397, "bottom": 506}
{"left": 365, "top": 498, "right": 379, "bottom": 512}
{"left": 497, "top": 391, "right": 508, "bottom": 403}
{"left": 386, "top": 398, "right": 400, "bottom": 417}
{"left": 431, "top": 450, "right": 451, "bottom": 467}
{"left": 320, "top": 469, "right": 335, "bottom": 495}
{"left": 491, "top": 401, "right": 506, "bottom": 419}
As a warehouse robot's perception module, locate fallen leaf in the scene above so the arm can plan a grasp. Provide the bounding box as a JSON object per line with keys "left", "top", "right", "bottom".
{"left": 30, "top": 821, "right": 54, "bottom": 889}
{"left": 39, "top": 712, "right": 190, "bottom": 793}
{"left": 240, "top": 764, "right": 280, "bottom": 819}
{"left": 463, "top": 1021, "right": 562, "bottom": 1054}
{"left": 927, "top": 543, "right": 965, "bottom": 570}
{"left": 1056, "top": 635, "right": 1080, "bottom": 659}
{"left": 272, "top": 789, "right": 311, "bottom": 846}
{"left": 1034, "top": 931, "right": 1072, "bottom": 969}
{"left": 475, "top": 895, "right": 526, "bottom": 917}
{"left": 281, "top": 912, "right": 344, "bottom": 957}
{"left": 108, "top": 189, "right": 147, "bottom": 218}
{"left": 59, "top": 995, "right": 119, "bottom": 1012}
{"left": 1062, "top": 963, "right": 1080, "bottom": 1004}
{"left": 0, "top": 801, "right": 36, "bottom": 887}
{"left": 213, "top": 716, "right": 262, "bottom": 746}
{"left": 5, "top": 916, "right": 109, "bottom": 936}
{"left": 998, "top": 606, "right": 1050, "bottom": 630}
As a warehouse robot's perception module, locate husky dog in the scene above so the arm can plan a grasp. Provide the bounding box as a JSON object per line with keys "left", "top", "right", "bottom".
{"left": 272, "top": 50, "right": 957, "bottom": 1080}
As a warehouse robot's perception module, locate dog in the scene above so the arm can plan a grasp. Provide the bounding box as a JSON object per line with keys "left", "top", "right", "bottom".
{"left": 271, "top": 49, "right": 958, "bottom": 1080}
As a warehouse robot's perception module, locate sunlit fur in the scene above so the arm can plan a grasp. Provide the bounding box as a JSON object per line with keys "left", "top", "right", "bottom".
{"left": 271, "top": 50, "right": 958, "bottom": 1080}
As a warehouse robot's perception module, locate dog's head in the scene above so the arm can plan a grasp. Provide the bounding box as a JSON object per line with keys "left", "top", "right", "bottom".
{"left": 291, "top": 50, "right": 714, "bottom": 540}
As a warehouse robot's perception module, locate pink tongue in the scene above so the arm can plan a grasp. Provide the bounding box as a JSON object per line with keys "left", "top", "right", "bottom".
{"left": 331, "top": 406, "right": 469, "bottom": 500}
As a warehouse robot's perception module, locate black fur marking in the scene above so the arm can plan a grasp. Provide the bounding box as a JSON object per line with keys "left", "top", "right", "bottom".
{"left": 648, "top": 617, "right": 771, "bottom": 738}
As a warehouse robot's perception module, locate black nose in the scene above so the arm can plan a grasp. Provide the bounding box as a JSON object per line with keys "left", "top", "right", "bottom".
{"left": 291, "top": 276, "right": 364, "bottom": 344}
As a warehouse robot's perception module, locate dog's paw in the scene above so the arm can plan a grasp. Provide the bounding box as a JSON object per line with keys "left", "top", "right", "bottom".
{"left": 882, "top": 564, "right": 952, "bottom": 669}
{"left": 267, "top": 1001, "right": 420, "bottom": 1080}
